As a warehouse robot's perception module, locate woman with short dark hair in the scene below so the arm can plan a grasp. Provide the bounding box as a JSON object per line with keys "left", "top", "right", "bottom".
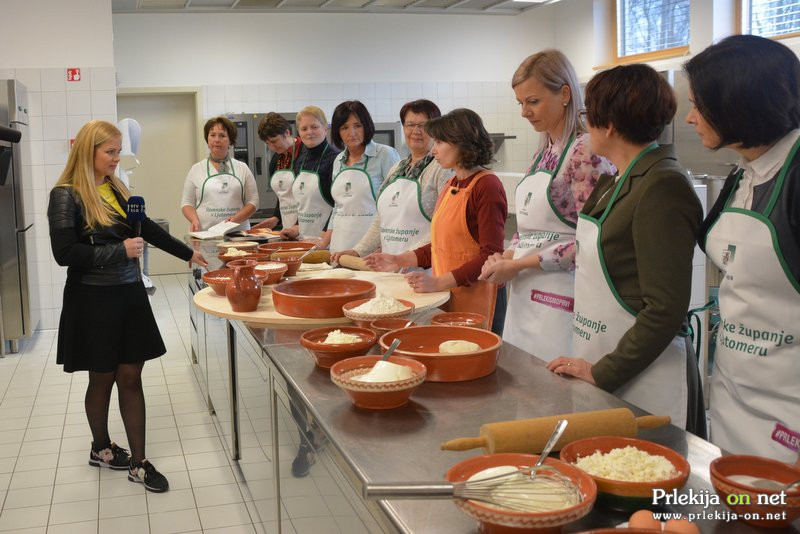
{"left": 252, "top": 112, "right": 302, "bottom": 230}
{"left": 366, "top": 108, "right": 508, "bottom": 334}
{"left": 181, "top": 116, "right": 259, "bottom": 231}
{"left": 325, "top": 100, "right": 400, "bottom": 252}
{"left": 685, "top": 34, "right": 800, "bottom": 461}
{"left": 332, "top": 99, "right": 452, "bottom": 262}
{"left": 547, "top": 64, "right": 705, "bottom": 437}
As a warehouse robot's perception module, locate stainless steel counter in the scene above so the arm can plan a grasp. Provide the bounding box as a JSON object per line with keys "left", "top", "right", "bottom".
{"left": 247, "top": 324, "right": 799, "bottom": 534}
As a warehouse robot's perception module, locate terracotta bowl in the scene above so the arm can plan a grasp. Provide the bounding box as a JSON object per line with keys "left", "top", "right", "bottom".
{"left": 253, "top": 261, "right": 289, "bottom": 284}
{"left": 299, "top": 326, "right": 378, "bottom": 368}
{"left": 430, "top": 311, "right": 488, "bottom": 329}
{"left": 559, "top": 436, "right": 690, "bottom": 511}
{"left": 218, "top": 252, "right": 272, "bottom": 265}
{"left": 710, "top": 454, "right": 800, "bottom": 528}
{"left": 342, "top": 298, "right": 415, "bottom": 328}
{"left": 378, "top": 325, "right": 502, "bottom": 382}
{"left": 370, "top": 318, "right": 417, "bottom": 337}
{"left": 445, "top": 453, "right": 597, "bottom": 534}
{"left": 202, "top": 268, "right": 270, "bottom": 296}
{"left": 217, "top": 240, "right": 259, "bottom": 251}
{"left": 269, "top": 254, "right": 302, "bottom": 276}
{"left": 257, "top": 241, "right": 316, "bottom": 255}
{"left": 272, "top": 278, "right": 376, "bottom": 318}
{"left": 329, "top": 355, "right": 427, "bottom": 409}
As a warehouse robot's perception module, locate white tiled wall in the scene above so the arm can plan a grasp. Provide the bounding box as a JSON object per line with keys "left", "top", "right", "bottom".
{"left": 3, "top": 67, "right": 117, "bottom": 330}
{"left": 201, "top": 81, "right": 541, "bottom": 175}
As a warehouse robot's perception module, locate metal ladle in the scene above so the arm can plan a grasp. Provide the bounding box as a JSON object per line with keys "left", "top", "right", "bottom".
{"left": 380, "top": 338, "right": 402, "bottom": 362}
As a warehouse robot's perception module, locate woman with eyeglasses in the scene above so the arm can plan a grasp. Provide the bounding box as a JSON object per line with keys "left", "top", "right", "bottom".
{"left": 685, "top": 35, "right": 800, "bottom": 461}
{"left": 324, "top": 101, "right": 401, "bottom": 253}
{"left": 546, "top": 64, "right": 706, "bottom": 437}
{"left": 366, "top": 108, "right": 508, "bottom": 335}
{"left": 332, "top": 99, "right": 452, "bottom": 262}
{"left": 479, "top": 50, "right": 614, "bottom": 361}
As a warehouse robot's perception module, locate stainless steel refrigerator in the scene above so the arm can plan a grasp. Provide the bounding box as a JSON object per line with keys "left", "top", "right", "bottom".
{"left": 0, "top": 80, "right": 38, "bottom": 354}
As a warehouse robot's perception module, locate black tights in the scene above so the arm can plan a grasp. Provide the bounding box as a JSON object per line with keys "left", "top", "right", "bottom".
{"left": 85, "top": 362, "right": 146, "bottom": 463}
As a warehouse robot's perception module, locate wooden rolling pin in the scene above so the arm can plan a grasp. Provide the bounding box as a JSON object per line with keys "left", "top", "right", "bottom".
{"left": 440, "top": 408, "right": 670, "bottom": 454}
{"left": 337, "top": 255, "right": 372, "bottom": 271}
{"left": 271, "top": 250, "right": 330, "bottom": 264}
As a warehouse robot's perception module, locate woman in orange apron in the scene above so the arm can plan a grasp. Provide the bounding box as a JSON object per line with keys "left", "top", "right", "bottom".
{"left": 365, "top": 108, "right": 508, "bottom": 334}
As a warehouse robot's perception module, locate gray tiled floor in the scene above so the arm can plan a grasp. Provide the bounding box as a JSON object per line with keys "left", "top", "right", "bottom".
{"left": 0, "top": 274, "right": 279, "bottom": 534}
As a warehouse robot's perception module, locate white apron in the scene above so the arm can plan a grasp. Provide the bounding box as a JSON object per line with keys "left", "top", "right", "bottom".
{"left": 706, "top": 138, "right": 800, "bottom": 462}
{"left": 330, "top": 157, "right": 377, "bottom": 253}
{"left": 573, "top": 144, "right": 688, "bottom": 427}
{"left": 376, "top": 175, "right": 432, "bottom": 255}
{"left": 196, "top": 158, "right": 249, "bottom": 230}
{"left": 292, "top": 146, "right": 333, "bottom": 238}
{"left": 270, "top": 166, "right": 298, "bottom": 228}
{"left": 504, "top": 138, "right": 577, "bottom": 360}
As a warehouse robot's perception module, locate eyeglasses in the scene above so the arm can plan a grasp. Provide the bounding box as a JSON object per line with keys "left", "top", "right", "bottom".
{"left": 403, "top": 122, "right": 427, "bottom": 132}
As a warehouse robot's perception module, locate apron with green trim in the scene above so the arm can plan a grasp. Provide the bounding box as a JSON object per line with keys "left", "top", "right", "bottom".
{"left": 705, "top": 137, "right": 800, "bottom": 462}
{"left": 376, "top": 173, "right": 431, "bottom": 255}
{"left": 504, "top": 137, "right": 577, "bottom": 360}
{"left": 573, "top": 144, "right": 688, "bottom": 427}
{"left": 292, "top": 146, "right": 332, "bottom": 238}
{"left": 196, "top": 158, "right": 248, "bottom": 230}
{"left": 270, "top": 148, "right": 298, "bottom": 228}
{"left": 330, "top": 156, "right": 376, "bottom": 253}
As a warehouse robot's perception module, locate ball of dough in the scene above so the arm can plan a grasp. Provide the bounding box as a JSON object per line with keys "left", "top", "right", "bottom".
{"left": 439, "top": 340, "right": 481, "bottom": 353}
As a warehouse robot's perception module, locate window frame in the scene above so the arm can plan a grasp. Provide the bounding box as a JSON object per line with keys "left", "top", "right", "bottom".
{"left": 612, "top": 0, "right": 691, "bottom": 64}
{"left": 735, "top": 0, "right": 800, "bottom": 40}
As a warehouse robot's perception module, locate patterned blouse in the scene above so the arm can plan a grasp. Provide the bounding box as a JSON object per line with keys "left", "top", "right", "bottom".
{"left": 515, "top": 132, "right": 616, "bottom": 271}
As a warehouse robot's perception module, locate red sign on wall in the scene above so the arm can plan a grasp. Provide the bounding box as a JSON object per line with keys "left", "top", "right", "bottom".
{"left": 67, "top": 68, "right": 81, "bottom": 82}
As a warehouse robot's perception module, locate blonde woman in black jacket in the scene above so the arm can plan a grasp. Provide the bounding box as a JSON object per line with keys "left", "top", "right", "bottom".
{"left": 48, "top": 120, "right": 206, "bottom": 493}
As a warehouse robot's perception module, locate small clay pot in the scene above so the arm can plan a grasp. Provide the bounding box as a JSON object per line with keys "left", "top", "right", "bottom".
{"left": 225, "top": 259, "right": 262, "bottom": 312}
{"left": 270, "top": 254, "right": 302, "bottom": 276}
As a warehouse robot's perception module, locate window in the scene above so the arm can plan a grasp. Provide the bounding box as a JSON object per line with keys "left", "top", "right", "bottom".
{"left": 740, "top": 0, "right": 800, "bottom": 38}
{"left": 616, "top": 0, "right": 690, "bottom": 60}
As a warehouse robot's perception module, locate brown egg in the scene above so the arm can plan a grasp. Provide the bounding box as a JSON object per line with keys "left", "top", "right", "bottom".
{"left": 664, "top": 517, "right": 700, "bottom": 534}
{"left": 628, "top": 509, "right": 662, "bottom": 530}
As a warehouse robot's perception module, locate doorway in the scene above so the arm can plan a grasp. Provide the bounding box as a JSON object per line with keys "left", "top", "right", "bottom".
{"left": 117, "top": 92, "right": 199, "bottom": 274}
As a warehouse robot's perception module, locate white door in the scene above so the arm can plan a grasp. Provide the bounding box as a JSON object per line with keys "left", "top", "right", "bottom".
{"left": 116, "top": 93, "right": 198, "bottom": 275}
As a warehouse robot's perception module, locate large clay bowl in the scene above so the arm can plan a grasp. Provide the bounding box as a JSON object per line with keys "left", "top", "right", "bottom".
{"left": 253, "top": 261, "right": 288, "bottom": 284}
{"left": 218, "top": 251, "right": 272, "bottom": 265}
{"left": 559, "top": 436, "right": 690, "bottom": 511}
{"left": 257, "top": 241, "right": 316, "bottom": 255}
{"left": 370, "top": 318, "right": 417, "bottom": 337}
{"left": 329, "top": 355, "right": 426, "bottom": 409}
{"left": 378, "top": 325, "right": 502, "bottom": 382}
{"left": 217, "top": 240, "right": 259, "bottom": 252}
{"left": 431, "top": 311, "right": 487, "bottom": 329}
{"left": 269, "top": 254, "right": 302, "bottom": 276}
{"left": 710, "top": 454, "right": 800, "bottom": 528}
{"left": 202, "top": 268, "right": 269, "bottom": 296}
{"left": 445, "top": 453, "right": 596, "bottom": 534}
{"left": 342, "top": 298, "right": 415, "bottom": 328}
{"left": 299, "top": 326, "right": 378, "bottom": 368}
{"left": 271, "top": 278, "right": 376, "bottom": 318}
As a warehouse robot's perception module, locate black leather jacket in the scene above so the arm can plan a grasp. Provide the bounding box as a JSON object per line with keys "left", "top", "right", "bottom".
{"left": 48, "top": 185, "right": 193, "bottom": 285}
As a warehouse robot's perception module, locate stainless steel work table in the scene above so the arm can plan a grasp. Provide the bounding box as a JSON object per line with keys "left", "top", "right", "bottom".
{"left": 246, "top": 324, "right": 798, "bottom": 534}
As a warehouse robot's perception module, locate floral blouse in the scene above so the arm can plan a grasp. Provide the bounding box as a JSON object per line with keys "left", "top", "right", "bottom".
{"left": 513, "top": 132, "right": 616, "bottom": 271}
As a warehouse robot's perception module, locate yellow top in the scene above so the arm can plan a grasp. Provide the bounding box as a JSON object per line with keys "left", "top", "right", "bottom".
{"left": 97, "top": 182, "right": 125, "bottom": 217}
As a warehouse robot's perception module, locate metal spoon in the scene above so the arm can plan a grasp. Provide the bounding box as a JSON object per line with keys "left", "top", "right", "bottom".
{"left": 530, "top": 419, "right": 568, "bottom": 481}
{"left": 381, "top": 338, "right": 402, "bottom": 362}
{"left": 296, "top": 244, "right": 319, "bottom": 262}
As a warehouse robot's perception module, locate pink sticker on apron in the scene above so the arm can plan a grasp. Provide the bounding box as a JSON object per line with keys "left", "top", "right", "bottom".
{"left": 772, "top": 423, "right": 800, "bottom": 452}
{"left": 531, "top": 290, "right": 574, "bottom": 312}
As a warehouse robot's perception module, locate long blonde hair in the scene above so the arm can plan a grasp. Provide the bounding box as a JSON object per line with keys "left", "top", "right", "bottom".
{"left": 512, "top": 49, "right": 585, "bottom": 155}
{"left": 54, "top": 120, "right": 130, "bottom": 229}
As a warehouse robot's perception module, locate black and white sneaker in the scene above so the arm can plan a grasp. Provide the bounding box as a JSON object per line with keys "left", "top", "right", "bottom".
{"left": 89, "top": 442, "right": 130, "bottom": 470}
{"left": 128, "top": 460, "right": 169, "bottom": 493}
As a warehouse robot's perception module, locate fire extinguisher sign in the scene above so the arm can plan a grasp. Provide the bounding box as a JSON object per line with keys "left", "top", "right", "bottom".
{"left": 67, "top": 68, "right": 81, "bottom": 82}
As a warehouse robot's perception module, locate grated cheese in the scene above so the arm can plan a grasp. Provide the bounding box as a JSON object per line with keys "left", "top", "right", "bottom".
{"left": 573, "top": 445, "right": 678, "bottom": 482}
{"left": 322, "top": 330, "right": 361, "bottom": 344}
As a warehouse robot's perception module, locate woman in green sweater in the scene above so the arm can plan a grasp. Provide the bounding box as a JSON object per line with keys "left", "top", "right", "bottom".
{"left": 547, "top": 64, "right": 706, "bottom": 437}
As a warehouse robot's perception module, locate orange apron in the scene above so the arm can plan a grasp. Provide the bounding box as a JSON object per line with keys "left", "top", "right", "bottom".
{"left": 430, "top": 170, "right": 497, "bottom": 322}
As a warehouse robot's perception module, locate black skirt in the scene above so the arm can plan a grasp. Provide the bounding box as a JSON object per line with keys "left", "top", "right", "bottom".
{"left": 57, "top": 280, "right": 166, "bottom": 373}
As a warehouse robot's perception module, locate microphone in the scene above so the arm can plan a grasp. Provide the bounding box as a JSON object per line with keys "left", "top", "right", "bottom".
{"left": 126, "top": 195, "right": 146, "bottom": 237}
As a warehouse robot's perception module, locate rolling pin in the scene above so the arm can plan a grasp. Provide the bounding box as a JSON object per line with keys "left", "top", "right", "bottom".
{"left": 337, "top": 255, "right": 372, "bottom": 271}
{"left": 440, "top": 408, "right": 669, "bottom": 454}
{"left": 271, "top": 250, "right": 330, "bottom": 264}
